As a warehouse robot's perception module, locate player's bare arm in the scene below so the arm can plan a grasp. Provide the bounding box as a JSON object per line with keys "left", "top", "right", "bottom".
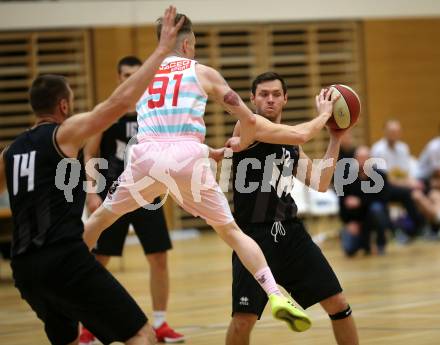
{"left": 196, "top": 64, "right": 256, "bottom": 149}
{"left": 232, "top": 121, "right": 241, "bottom": 137}
{"left": 56, "top": 6, "right": 185, "bottom": 158}
{"left": 226, "top": 116, "right": 331, "bottom": 152}
{"left": 294, "top": 125, "right": 346, "bottom": 192}
{"left": 254, "top": 89, "right": 338, "bottom": 146}
{"left": 223, "top": 122, "right": 245, "bottom": 152}
{"left": 84, "top": 134, "right": 104, "bottom": 213}
{"left": 83, "top": 133, "right": 102, "bottom": 166}
{"left": 226, "top": 89, "right": 339, "bottom": 151}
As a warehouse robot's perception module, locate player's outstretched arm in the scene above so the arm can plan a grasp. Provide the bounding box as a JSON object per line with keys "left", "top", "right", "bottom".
{"left": 254, "top": 89, "right": 338, "bottom": 146}
{"left": 56, "top": 6, "right": 185, "bottom": 158}
{"left": 196, "top": 64, "right": 256, "bottom": 150}
{"left": 226, "top": 116, "right": 334, "bottom": 152}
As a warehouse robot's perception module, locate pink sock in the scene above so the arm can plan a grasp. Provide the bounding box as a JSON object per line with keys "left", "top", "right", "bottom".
{"left": 254, "top": 267, "right": 282, "bottom": 296}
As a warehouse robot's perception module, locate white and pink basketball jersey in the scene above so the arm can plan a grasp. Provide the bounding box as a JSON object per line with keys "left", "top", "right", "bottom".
{"left": 136, "top": 56, "right": 208, "bottom": 143}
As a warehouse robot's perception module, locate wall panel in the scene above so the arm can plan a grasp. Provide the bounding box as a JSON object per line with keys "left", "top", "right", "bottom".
{"left": 363, "top": 18, "right": 440, "bottom": 155}
{"left": 92, "top": 27, "right": 133, "bottom": 102}
{"left": 0, "top": 30, "right": 93, "bottom": 149}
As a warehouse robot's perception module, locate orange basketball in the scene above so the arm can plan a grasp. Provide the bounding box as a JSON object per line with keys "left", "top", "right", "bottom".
{"left": 325, "top": 84, "right": 361, "bottom": 130}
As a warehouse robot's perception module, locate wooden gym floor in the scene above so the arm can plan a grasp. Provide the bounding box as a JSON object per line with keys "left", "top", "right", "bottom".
{"left": 1, "top": 231, "right": 440, "bottom": 344}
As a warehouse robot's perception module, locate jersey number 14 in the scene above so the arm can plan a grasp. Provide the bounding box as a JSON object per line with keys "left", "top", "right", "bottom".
{"left": 12, "top": 151, "right": 36, "bottom": 196}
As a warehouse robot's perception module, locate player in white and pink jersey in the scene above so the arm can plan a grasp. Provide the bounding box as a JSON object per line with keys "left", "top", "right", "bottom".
{"left": 83, "top": 12, "right": 339, "bottom": 333}
{"left": 136, "top": 56, "right": 208, "bottom": 143}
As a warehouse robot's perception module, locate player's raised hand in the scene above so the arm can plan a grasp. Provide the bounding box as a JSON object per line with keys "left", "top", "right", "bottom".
{"left": 225, "top": 136, "right": 244, "bottom": 152}
{"left": 315, "top": 88, "right": 340, "bottom": 117}
{"left": 209, "top": 147, "right": 227, "bottom": 162}
{"left": 157, "top": 6, "right": 186, "bottom": 54}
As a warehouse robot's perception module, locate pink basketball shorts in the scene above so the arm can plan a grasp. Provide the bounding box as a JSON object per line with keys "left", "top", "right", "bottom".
{"left": 102, "top": 136, "right": 234, "bottom": 226}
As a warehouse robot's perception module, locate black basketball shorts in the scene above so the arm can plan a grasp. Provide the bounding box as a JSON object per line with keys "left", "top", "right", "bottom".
{"left": 11, "top": 241, "right": 148, "bottom": 345}
{"left": 232, "top": 218, "right": 342, "bottom": 318}
{"left": 93, "top": 197, "right": 172, "bottom": 256}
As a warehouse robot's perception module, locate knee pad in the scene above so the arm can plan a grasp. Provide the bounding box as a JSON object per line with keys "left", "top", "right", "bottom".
{"left": 329, "top": 305, "right": 352, "bottom": 320}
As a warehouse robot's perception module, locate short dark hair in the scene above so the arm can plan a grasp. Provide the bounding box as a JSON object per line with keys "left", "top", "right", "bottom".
{"left": 29, "top": 74, "right": 70, "bottom": 116}
{"left": 251, "top": 72, "right": 287, "bottom": 96}
{"left": 156, "top": 13, "right": 192, "bottom": 40}
{"left": 117, "top": 56, "right": 142, "bottom": 74}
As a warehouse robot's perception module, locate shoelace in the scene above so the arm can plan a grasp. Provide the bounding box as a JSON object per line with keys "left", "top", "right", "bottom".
{"left": 271, "top": 221, "right": 286, "bottom": 243}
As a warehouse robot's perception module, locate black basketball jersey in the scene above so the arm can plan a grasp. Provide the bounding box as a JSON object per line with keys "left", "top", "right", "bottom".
{"left": 99, "top": 112, "right": 138, "bottom": 193}
{"left": 4, "top": 123, "right": 85, "bottom": 257}
{"left": 232, "top": 142, "right": 300, "bottom": 226}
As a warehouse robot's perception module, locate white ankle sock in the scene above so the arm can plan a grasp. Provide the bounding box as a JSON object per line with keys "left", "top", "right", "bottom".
{"left": 153, "top": 311, "right": 166, "bottom": 329}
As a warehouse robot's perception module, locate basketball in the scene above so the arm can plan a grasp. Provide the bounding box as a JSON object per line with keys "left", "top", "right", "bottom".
{"left": 325, "top": 84, "right": 361, "bottom": 130}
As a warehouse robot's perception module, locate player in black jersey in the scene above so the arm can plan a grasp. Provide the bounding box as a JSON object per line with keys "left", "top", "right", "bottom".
{"left": 0, "top": 7, "right": 184, "bottom": 345}
{"left": 82, "top": 56, "right": 183, "bottom": 344}
{"left": 224, "top": 72, "right": 359, "bottom": 345}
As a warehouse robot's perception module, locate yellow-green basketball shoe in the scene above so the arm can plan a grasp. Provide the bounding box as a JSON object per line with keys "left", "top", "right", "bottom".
{"left": 269, "top": 294, "right": 312, "bottom": 332}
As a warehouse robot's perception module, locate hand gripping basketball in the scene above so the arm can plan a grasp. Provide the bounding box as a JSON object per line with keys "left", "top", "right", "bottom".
{"left": 325, "top": 85, "right": 361, "bottom": 130}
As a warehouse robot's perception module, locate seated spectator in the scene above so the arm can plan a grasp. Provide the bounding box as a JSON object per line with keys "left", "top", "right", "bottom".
{"left": 338, "top": 146, "right": 391, "bottom": 256}
{"left": 417, "top": 134, "right": 440, "bottom": 181}
{"left": 412, "top": 168, "right": 440, "bottom": 238}
{"left": 371, "top": 119, "right": 421, "bottom": 188}
{"left": 371, "top": 119, "right": 424, "bottom": 236}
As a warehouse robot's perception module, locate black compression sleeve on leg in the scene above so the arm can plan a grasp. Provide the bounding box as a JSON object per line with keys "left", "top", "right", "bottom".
{"left": 329, "top": 305, "right": 352, "bottom": 320}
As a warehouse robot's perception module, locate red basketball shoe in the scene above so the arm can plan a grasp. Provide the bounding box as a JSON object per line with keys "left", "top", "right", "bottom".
{"left": 79, "top": 327, "right": 96, "bottom": 345}
{"left": 155, "top": 322, "right": 185, "bottom": 343}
